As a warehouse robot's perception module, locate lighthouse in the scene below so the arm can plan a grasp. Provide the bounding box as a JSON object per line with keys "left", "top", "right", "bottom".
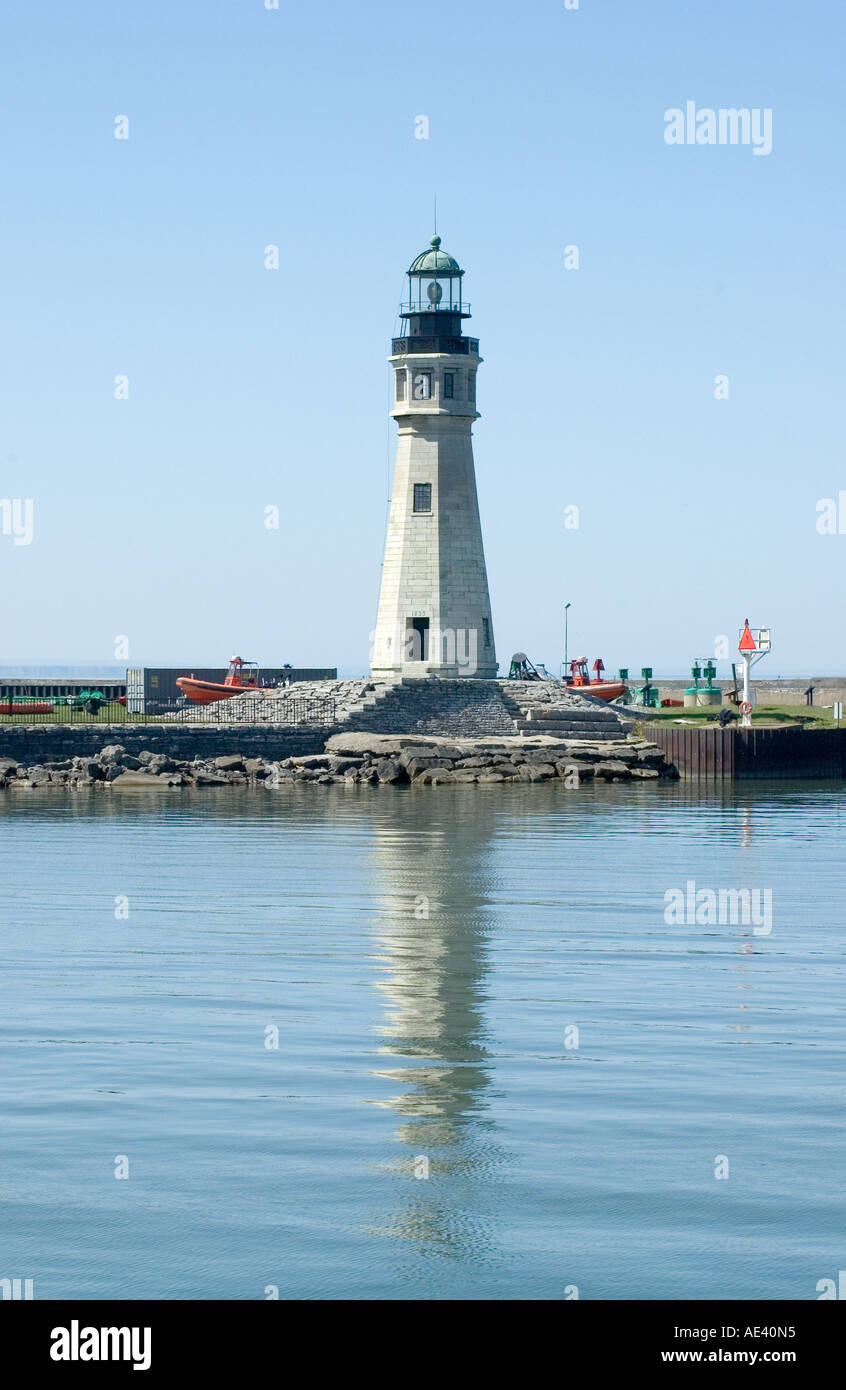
{"left": 370, "top": 235, "right": 498, "bottom": 679}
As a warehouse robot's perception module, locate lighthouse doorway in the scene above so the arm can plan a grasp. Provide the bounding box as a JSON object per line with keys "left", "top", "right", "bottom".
{"left": 406, "top": 618, "right": 430, "bottom": 662}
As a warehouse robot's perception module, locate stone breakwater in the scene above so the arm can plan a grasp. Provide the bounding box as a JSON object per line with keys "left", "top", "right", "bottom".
{"left": 0, "top": 734, "right": 676, "bottom": 789}
{"left": 0, "top": 745, "right": 271, "bottom": 789}
{"left": 292, "top": 734, "right": 676, "bottom": 785}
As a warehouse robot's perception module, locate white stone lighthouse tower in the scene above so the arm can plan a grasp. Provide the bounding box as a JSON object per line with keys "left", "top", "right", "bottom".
{"left": 371, "top": 235, "right": 497, "bottom": 679}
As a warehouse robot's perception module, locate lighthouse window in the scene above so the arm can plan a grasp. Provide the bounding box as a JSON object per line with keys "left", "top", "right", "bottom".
{"left": 413, "top": 483, "right": 432, "bottom": 513}
{"left": 482, "top": 618, "right": 491, "bottom": 648}
{"left": 443, "top": 372, "right": 454, "bottom": 399}
{"left": 467, "top": 371, "right": 476, "bottom": 402}
{"left": 413, "top": 371, "right": 432, "bottom": 400}
{"left": 395, "top": 370, "right": 406, "bottom": 401}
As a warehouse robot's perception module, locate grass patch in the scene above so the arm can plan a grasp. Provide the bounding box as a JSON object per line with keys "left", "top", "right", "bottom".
{"left": 637, "top": 704, "right": 840, "bottom": 729}
{"left": 0, "top": 702, "right": 144, "bottom": 725}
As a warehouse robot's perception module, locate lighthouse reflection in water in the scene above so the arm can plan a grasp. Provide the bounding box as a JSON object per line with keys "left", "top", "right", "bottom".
{"left": 365, "top": 806, "right": 504, "bottom": 1252}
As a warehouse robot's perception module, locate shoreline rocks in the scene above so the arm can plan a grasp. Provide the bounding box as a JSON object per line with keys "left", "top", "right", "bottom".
{"left": 0, "top": 736, "right": 677, "bottom": 790}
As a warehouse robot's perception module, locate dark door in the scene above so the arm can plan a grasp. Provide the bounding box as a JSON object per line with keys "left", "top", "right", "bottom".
{"left": 409, "top": 618, "right": 430, "bottom": 661}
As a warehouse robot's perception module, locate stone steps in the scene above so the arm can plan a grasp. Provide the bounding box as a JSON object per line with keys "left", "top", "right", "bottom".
{"left": 336, "top": 682, "right": 402, "bottom": 721}
{"left": 500, "top": 681, "right": 630, "bottom": 741}
{"left": 334, "top": 677, "right": 632, "bottom": 742}
{"left": 337, "top": 678, "right": 518, "bottom": 738}
{"left": 513, "top": 721, "right": 621, "bottom": 741}
{"left": 520, "top": 708, "right": 616, "bottom": 723}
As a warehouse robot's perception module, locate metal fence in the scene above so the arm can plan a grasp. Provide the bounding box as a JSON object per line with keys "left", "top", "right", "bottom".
{"left": 0, "top": 696, "right": 337, "bottom": 727}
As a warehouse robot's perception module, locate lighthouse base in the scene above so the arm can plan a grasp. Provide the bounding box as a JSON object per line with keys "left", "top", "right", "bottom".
{"left": 371, "top": 662, "right": 500, "bottom": 680}
{"left": 371, "top": 621, "right": 498, "bottom": 680}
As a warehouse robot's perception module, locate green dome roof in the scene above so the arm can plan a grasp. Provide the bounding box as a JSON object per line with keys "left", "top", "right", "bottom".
{"left": 408, "top": 235, "right": 463, "bottom": 276}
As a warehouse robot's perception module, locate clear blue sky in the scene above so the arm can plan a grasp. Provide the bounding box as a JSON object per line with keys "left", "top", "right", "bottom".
{"left": 1, "top": 0, "right": 843, "bottom": 675}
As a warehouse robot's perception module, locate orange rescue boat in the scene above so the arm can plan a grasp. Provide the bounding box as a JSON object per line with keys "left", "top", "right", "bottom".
{"left": 176, "top": 656, "right": 261, "bottom": 706}
{"left": 565, "top": 657, "right": 628, "bottom": 703}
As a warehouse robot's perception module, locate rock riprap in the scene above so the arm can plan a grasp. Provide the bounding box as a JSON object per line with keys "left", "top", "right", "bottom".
{"left": 0, "top": 747, "right": 267, "bottom": 789}
{"left": 0, "top": 736, "right": 674, "bottom": 789}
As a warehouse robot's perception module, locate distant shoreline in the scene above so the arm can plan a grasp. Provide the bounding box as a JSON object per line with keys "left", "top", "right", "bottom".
{"left": 2, "top": 667, "right": 846, "bottom": 683}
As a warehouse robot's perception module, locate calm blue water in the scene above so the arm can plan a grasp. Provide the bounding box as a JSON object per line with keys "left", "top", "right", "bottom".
{"left": 1, "top": 782, "right": 844, "bottom": 1300}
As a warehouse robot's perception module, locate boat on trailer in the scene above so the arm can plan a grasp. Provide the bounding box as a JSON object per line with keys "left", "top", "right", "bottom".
{"left": 565, "top": 657, "right": 628, "bottom": 703}
{"left": 176, "top": 657, "right": 261, "bottom": 707}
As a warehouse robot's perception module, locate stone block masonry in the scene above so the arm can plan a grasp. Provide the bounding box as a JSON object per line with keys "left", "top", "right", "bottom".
{"left": 152, "top": 677, "right": 631, "bottom": 742}
{"left": 0, "top": 723, "right": 334, "bottom": 767}
{"left": 347, "top": 678, "right": 516, "bottom": 736}
{"left": 372, "top": 235, "right": 497, "bottom": 679}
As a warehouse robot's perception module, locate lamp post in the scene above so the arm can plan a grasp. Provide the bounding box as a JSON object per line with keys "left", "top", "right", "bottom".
{"left": 564, "top": 603, "right": 571, "bottom": 677}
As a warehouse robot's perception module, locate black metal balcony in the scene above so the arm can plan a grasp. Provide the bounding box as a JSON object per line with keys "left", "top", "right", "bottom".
{"left": 391, "top": 336, "right": 479, "bottom": 356}
{"left": 398, "top": 301, "right": 471, "bottom": 318}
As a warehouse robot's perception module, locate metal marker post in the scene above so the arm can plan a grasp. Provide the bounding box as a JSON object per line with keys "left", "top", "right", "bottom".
{"left": 737, "top": 619, "right": 771, "bottom": 728}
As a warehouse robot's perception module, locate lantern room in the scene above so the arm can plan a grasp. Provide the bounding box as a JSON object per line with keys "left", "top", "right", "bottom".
{"left": 400, "top": 235, "right": 468, "bottom": 317}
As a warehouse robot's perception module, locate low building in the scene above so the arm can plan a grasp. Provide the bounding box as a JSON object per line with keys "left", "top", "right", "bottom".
{"left": 0, "top": 677, "right": 126, "bottom": 701}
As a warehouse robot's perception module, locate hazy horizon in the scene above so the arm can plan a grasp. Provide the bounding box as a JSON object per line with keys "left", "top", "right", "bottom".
{"left": 0, "top": 661, "right": 839, "bottom": 683}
